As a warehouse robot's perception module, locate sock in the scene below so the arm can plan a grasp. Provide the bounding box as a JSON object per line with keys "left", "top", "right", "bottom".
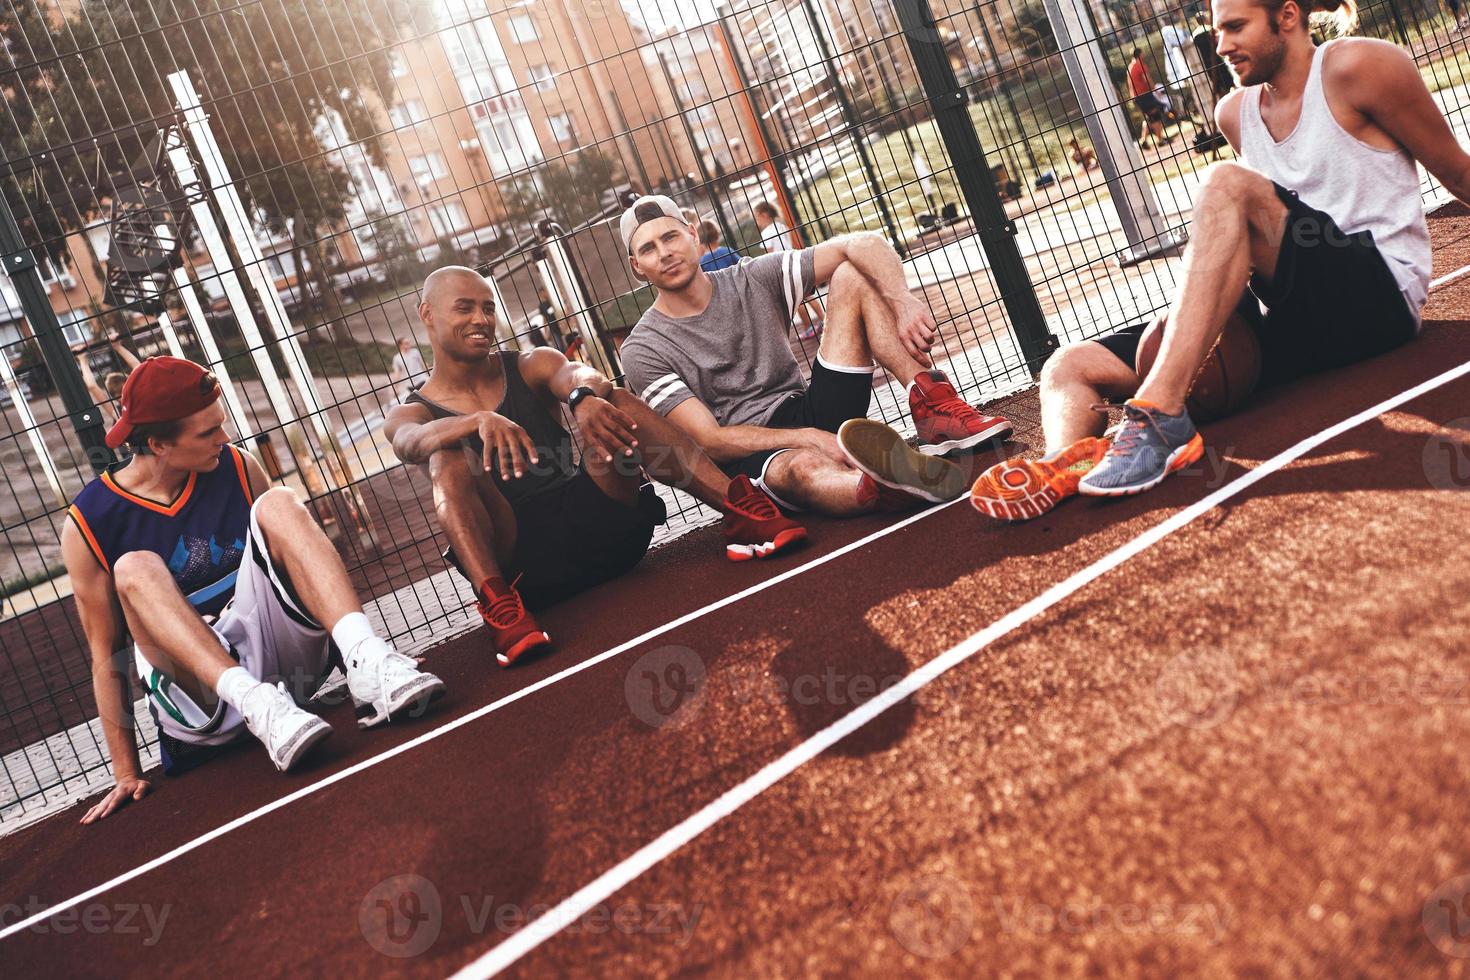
{"left": 330, "top": 611, "right": 377, "bottom": 665}
{"left": 216, "top": 665, "right": 263, "bottom": 711}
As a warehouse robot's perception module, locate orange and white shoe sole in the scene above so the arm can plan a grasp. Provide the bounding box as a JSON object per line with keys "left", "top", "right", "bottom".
{"left": 496, "top": 631, "right": 551, "bottom": 668}
{"left": 970, "top": 458, "right": 1074, "bottom": 522}
{"left": 726, "top": 526, "right": 808, "bottom": 562}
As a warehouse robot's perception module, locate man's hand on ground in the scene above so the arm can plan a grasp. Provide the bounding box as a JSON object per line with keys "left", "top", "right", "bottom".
{"left": 573, "top": 397, "right": 639, "bottom": 464}
{"left": 80, "top": 775, "right": 151, "bottom": 825}
{"left": 895, "top": 296, "right": 938, "bottom": 367}
{"left": 476, "top": 411, "right": 539, "bottom": 480}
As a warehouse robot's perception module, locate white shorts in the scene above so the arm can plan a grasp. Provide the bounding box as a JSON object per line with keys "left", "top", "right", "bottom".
{"left": 135, "top": 496, "right": 333, "bottom": 748}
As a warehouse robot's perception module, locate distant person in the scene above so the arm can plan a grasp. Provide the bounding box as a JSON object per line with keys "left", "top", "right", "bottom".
{"left": 389, "top": 336, "right": 428, "bottom": 400}
{"left": 680, "top": 207, "right": 699, "bottom": 225}
{"left": 697, "top": 220, "right": 739, "bottom": 272}
{"left": 619, "top": 194, "right": 1014, "bottom": 521}
{"left": 1128, "top": 48, "right": 1170, "bottom": 147}
{"left": 75, "top": 330, "right": 142, "bottom": 423}
{"left": 1068, "top": 137, "right": 1099, "bottom": 173}
{"left": 1451, "top": 0, "right": 1470, "bottom": 31}
{"left": 63, "top": 356, "right": 444, "bottom": 817}
{"left": 752, "top": 201, "right": 793, "bottom": 253}
{"left": 382, "top": 266, "right": 805, "bottom": 667}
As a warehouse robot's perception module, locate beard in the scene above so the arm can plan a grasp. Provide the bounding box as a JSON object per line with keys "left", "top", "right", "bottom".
{"left": 1237, "top": 31, "right": 1287, "bottom": 85}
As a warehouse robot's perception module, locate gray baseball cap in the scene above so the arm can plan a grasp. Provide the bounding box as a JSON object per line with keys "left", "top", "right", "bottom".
{"left": 619, "top": 195, "right": 687, "bottom": 254}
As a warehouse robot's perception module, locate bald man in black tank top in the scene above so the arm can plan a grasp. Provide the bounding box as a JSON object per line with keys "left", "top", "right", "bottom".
{"left": 384, "top": 267, "right": 806, "bottom": 666}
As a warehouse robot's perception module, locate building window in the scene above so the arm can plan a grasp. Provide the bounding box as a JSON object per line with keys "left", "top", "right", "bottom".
{"left": 528, "top": 63, "right": 554, "bottom": 91}
{"left": 388, "top": 99, "right": 427, "bottom": 127}
{"left": 548, "top": 113, "right": 575, "bottom": 148}
{"left": 409, "top": 152, "right": 450, "bottom": 183}
{"left": 389, "top": 52, "right": 409, "bottom": 78}
{"left": 507, "top": 14, "right": 537, "bottom": 43}
{"left": 57, "top": 307, "right": 89, "bottom": 346}
{"left": 428, "top": 202, "right": 469, "bottom": 237}
{"left": 472, "top": 105, "right": 543, "bottom": 177}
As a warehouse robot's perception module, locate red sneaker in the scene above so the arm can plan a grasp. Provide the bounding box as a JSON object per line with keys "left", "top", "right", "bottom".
{"left": 856, "top": 473, "right": 925, "bottom": 512}
{"left": 476, "top": 576, "right": 551, "bottom": 667}
{"left": 722, "top": 475, "right": 807, "bottom": 562}
{"left": 910, "top": 369, "right": 1013, "bottom": 455}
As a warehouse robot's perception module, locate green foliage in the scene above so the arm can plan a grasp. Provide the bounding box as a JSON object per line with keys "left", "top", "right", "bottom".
{"left": 504, "top": 149, "right": 620, "bottom": 229}
{"left": 1014, "top": 2, "right": 1059, "bottom": 59}
{"left": 0, "top": 1, "right": 412, "bottom": 260}
{"left": 362, "top": 212, "right": 428, "bottom": 289}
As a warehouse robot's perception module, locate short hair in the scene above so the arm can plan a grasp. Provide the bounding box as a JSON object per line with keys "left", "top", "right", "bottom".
{"left": 103, "top": 372, "right": 127, "bottom": 400}
{"left": 1131, "top": 48, "right": 1142, "bottom": 60}
{"left": 697, "top": 220, "right": 721, "bottom": 247}
{"left": 125, "top": 418, "right": 185, "bottom": 456}
{"left": 679, "top": 207, "right": 698, "bottom": 224}
{"left": 753, "top": 201, "right": 778, "bottom": 220}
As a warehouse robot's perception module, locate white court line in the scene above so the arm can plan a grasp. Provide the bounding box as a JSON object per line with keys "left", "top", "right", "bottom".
{"left": 452, "top": 355, "right": 1470, "bottom": 978}
{"left": 0, "top": 497, "right": 962, "bottom": 943}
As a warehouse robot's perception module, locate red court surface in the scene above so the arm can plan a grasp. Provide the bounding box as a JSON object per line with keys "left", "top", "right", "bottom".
{"left": 6, "top": 259, "right": 1470, "bottom": 974}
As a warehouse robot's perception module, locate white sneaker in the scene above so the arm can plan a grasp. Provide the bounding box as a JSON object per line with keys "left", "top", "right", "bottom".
{"left": 345, "top": 639, "right": 446, "bottom": 729}
{"left": 240, "top": 682, "right": 333, "bottom": 772}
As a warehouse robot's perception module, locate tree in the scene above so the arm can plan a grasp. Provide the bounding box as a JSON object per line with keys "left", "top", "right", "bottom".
{"left": 361, "top": 212, "right": 425, "bottom": 290}
{"left": 502, "top": 148, "right": 622, "bottom": 231}
{"left": 0, "top": 1, "right": 411, "bottom": 337}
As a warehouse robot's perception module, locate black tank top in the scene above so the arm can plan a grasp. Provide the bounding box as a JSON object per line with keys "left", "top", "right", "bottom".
{"left": 405, "top": 351, "right": 577, "bottom": 506}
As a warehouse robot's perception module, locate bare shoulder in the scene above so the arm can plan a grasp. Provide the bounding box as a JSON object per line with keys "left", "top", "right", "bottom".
{"left": 1215, "top": 87, "right": 1247, "bottom": 146}
{"left": 1323, "top": 37, "right": 1417, "bottom": 88}
{"left": 518, "top": 346, "right": 567, "bottom": 389}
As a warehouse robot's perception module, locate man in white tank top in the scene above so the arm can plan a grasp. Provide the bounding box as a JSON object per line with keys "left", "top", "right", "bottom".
{"left": 972, "top": 0, "right": 1470, "bottom": 519}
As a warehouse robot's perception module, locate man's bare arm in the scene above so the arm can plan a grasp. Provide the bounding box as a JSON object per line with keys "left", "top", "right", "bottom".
{"left": 61, "top": 521, "right": 149, "bottom": 823}
{"left": 666, "top": 397, "right": 839, "bottom": 464}
{"left": 1215, "top": 88, "right": 1246, "bottom": 153}
{"left": 811, "top": 232, "right": 937, "bottom": 363}
{"left": 1338, "top": 40, "right": 1470, "bottom": 203}
{"left": 383, "top": 401, "right": 484, "bottom": 465}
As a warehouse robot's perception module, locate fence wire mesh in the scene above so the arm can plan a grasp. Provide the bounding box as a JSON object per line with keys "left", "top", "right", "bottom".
{"left": 0, "top": 0, "right": 1466, "bottom": 826}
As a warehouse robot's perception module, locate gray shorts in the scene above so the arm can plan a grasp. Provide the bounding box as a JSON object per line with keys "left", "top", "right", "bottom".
{"left": 135, "top": 496, "right": 333, "bottom": 749}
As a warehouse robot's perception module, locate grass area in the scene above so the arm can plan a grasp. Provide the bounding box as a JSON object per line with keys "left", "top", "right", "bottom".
{"left": 1, "top": 563, "right": 66, "bottom": 601}
{"left": 213, "top": 335, "right": 407, "bottom": 382}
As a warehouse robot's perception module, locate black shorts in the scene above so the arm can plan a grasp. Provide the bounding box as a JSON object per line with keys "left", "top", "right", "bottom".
{"left": 445, "top": 471, "right": 665, "bottom": 610}
{"left": 1134, "top": 92, "right": 1165, "bottom": 122}
{"left": 1094, "top": 183, "right": 1417, "bottom": 389}
{"left": 726, "top": 357, "right": 875, "bottom": 487}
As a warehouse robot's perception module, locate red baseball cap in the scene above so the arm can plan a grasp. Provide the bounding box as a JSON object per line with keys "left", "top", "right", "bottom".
{"left": 105, "top": 356, "right": 222, "bottom": 449}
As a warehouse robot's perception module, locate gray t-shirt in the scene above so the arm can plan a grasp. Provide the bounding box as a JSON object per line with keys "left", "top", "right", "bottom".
{"left": 621, "top": 248, "right": 815, "bottom": 427}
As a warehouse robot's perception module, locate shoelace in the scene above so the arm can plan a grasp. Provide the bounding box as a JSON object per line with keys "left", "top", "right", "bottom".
{"left": 241, "top": 682, "right": 290, "bottom": 735}
{"left": 924, "top": 389, "right": 974, "bottom": 419}
{"left": 1091, "top": 403, "right": 1166, "bottom": 459}
{"left": 479, "top": 575, "right": 528, "bottom": 628}
{"left": 730, "top": 486, "right": 780, "bottom": 521}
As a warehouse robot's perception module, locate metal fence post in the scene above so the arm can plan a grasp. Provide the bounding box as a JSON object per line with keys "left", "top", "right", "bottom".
{"left": 0, "top": 192, "right": 112, "bottom": 476}
{"left": 893, "top": 0, "right": 1058, "bottom": 372}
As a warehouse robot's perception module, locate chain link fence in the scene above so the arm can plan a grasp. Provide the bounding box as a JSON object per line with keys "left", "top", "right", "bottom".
{"left": 1, "top": 0, "right": 1466, "bottom": 827}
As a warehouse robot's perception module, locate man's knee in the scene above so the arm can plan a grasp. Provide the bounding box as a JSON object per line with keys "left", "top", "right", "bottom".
{"left": 1042, "top": 341, "right": 1119, "bottom": 390}
{"left": 428, "top": 446, "right": 476, "bottom": 486}
{"left": 1198, "top": 162, "right": 1276, "bottom": 213}
{"left": 827, "top": 260, "right": 873, "bottom": 301}
{"left": 765, "top": 448, "right": 830, "bottom": 491}
{"left": 113, "top": 550, "right": 170, "bottom": 596}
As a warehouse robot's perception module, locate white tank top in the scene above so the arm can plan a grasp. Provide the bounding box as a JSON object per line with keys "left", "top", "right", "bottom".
{"left": 1239, "top": 39, "right": 1431, "bottom": 323}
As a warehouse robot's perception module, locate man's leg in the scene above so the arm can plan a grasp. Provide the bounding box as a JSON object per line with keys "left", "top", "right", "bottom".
{"left": 428, "top": 447, "right": 518, "bottom": 587}
{"left": 249, "top": 486, "right": 371, "bottom": 629}
{"left": 113, "top": 551, "right": 234, "bottom": 709}
{"left": 762, "top": 448, "right": 868, "bottom": 516}
{"left": 1136, "top": 163, "right": 1287, "bottom": 412}
{"left": 1039, "top": 340, "right": 1140, "bottom": 453}
{"left": 819, "top": 260, "right": 921, "bottom": 385}
{"left": 583, "top": 388, "right": 729, "bottom": 508}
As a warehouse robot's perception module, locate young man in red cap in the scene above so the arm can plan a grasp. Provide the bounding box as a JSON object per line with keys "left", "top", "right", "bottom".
{"left": 383, "top": 266, "right": 806, "bottom": 667}
{"left": 617, "top": 195, "right": 1011, "bottom": 517}
{"left": 63, "top": 357, "right": 445, "bottom": 820}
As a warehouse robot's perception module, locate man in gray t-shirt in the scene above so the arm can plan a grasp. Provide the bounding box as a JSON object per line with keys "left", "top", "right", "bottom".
{"left": 618, "top": 195, "right": 1014, "bottom": 515}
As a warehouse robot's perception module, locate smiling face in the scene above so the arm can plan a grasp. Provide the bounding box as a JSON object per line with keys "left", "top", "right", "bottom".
{"left": 1212, "top": 0, "right": 1298, "bottom": 87}
{"left": 627, "top": 217, "right": 700, "bottom": 292}
{"left": 419, "top": 267, "right": 498, "bottom": 362}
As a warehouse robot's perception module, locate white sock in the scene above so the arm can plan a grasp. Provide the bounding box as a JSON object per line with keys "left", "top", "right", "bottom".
{"left": 216, "top": 666, "right": 263, "bottom": 711}
{"left": 331, "top": 611, "right": 378, "bottom": 666}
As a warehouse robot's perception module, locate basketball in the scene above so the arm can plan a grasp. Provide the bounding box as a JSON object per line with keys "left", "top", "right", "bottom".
{"left": 1134, "top": 310, "right": 1262, "bottom": 423}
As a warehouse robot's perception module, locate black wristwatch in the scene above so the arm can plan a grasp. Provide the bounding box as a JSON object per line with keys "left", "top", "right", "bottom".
{"left": 567, "top": 385, "right": 598, "bottom": 416}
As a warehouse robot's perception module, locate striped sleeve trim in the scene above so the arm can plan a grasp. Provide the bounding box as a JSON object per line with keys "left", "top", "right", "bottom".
{"left": 642, "top": 373, "right": 691, "bottom": 412}
{"left": 781, "top": 251, "right": 800, "bottom": 317}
